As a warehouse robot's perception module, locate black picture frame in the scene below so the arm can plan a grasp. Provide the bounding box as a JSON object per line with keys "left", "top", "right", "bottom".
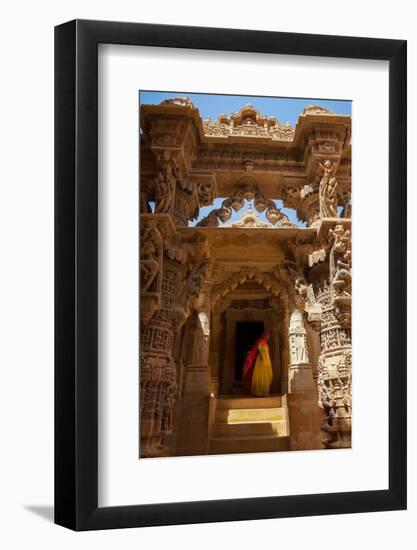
{"left": 55, "top": 19, "right": 407, "bottom": 531}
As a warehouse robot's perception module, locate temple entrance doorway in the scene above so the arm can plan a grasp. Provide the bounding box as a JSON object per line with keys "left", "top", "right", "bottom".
{"left": 234, "top": 321, "right": 264, "bottom": 383}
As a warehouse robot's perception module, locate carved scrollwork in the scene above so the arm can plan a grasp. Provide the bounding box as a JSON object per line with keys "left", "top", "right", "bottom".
{"left": 211, "top": 267, "right": 281, "bottom": 305}
{"left": 197, "top": 179, "right": 293, "bottom": 228}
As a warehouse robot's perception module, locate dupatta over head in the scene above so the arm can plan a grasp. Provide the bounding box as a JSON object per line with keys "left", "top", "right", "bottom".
{"left": 242, "top": 331, "right": 270, "bottom": 387}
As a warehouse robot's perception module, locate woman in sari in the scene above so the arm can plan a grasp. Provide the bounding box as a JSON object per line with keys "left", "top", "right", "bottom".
{"left": 242, "top": 332, "right": 273, "bottom": 396}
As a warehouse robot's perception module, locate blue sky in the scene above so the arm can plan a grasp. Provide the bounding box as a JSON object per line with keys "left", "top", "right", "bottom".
{"left": 140, "top": 91, "right": 351, "bottom": 226}
{"left": 139, "top": 91, "right": 351, "bottom": 127}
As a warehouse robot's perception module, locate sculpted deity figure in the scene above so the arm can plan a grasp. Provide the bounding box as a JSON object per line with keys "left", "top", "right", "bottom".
{"left": 140, "top": 224, "right": 162, "bottom": 292}
{"left": 295, "top": 277, "right": 316, "bottom": 308}
{"left": 333, "top": 256, "right": 352, "bottom": 296}
{"left": 341, "top": 376, "right": 352, "bottom": 413}
{"left": 330, "top": 225, "right": 352, "bottom": 297}
{"left": 288, "top": 309, "right": 310, "bottom": 364}
{"left": 319, "top": 159, "right": 338, "bottom": 218}
{"left": 319, "top": 378, "right": 337, "bottom": 428}
{"left": 182, "top": 260, "right": 210, "bottom": 305}
{"left": 155, "top": 157, "right": 177, "bottom": 214}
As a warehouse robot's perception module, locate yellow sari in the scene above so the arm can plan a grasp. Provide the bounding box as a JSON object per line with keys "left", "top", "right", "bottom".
{"left": 251, "top": 341, "right": 273, "bottom": 396}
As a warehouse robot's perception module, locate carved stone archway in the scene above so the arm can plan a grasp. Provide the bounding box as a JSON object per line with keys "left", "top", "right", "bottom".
{"left": 210, "top": 267, "right": 288, "bottom": 395}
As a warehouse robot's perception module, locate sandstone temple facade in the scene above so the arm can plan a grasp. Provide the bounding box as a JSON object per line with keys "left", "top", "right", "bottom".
{"left": 140, "top": 97, "right": 352, "bottom": 458}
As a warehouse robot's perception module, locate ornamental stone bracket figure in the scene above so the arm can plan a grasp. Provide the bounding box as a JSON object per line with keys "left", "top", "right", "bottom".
{"left": 282, "top": 154, "right": 346, "bottom": 227}
{"left": 283, "top": 259, "right": 322, "bottom": 331}
{"left": 152, "top": 147, "right": 200, "bottom": 227}
{"left": 179, "top": 258, "right": 211, "bottom": 322}
{"left": 295, "top": 278, "right": 322, "bottom": 331}
{"left": 329, "top": 223, "right": 352, "bottom": 329}
{"left": 154, "top": 150, "right": 179, "bottom": 215}
{"left": 318, "top": 159, "right": 338, "bottom": 218}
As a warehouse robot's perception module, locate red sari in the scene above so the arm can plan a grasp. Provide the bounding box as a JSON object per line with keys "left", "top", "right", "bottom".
{"left": 242, "top": 335, "right": 272, "bottom": 396}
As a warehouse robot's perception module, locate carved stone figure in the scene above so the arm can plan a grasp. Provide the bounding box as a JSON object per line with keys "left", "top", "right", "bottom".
{"left": 154, "top": 154, "right": 177, "bottom": 214}
{"left": 140, "top": 224, "right": 162, "bottom": 292}
{"left": 329, "top": 224, "right": 352, "bottom": 298}
{"left": 294, "top": 278, "right": 315, "bottom": 306}
{"left": 319, "top": 160, "right": 338, "bottom": 218}
{"left": 182, "top": 260, "right": 209, "bottom": 304}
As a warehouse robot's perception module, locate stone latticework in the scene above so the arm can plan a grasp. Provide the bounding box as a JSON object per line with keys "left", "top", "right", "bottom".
{"left": 140, "top": 96, "right": 352, "bottom": 457}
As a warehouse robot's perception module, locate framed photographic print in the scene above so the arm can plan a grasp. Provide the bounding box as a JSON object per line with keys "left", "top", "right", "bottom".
{"left": 55, "top": 20, "right": 407, "bottom": 530}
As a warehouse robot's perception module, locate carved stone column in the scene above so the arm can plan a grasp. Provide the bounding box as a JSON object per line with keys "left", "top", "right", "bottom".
{"left": 175, "top": 310, "right": 211, "bottom": 456}
{"left": 311, "top": 221, "right": 352, "bottom": 449}
{"left": 279, "top": 300, "right": 290, "bottom": 394}
{"left": 269, "top": 305, "right": 282, "bottom": 394}
{"left": 286, "top": 308, "right": 324, "bottom": 451}
{"left": 315, "top": 278, "right": 352, "bottom": 449}
{"left": 288, "top": 309, "right": 315, "bottom": 392}
{"left": 140, "top": 259, "right": 184, "bottom": 457}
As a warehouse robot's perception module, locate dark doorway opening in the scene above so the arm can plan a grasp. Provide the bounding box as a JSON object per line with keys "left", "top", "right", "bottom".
{"left": 235, "top": 321, "right": 264, "bottom": 382}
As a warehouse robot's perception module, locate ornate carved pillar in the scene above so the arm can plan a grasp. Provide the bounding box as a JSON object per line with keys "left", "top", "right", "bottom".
{"left": 140, "top": 258, "right": 184, "bottom": 457}
{"left": 288, "top": 310, "right": 315, "bottom": 392}
{"left": 278, "top": 299, "right": 290, "bottom": 394}
{"left": 269, "top": 303, "right": 282, "bottom": 394}
{"left": 286, "top": 305, "right": 324, "bottom": 451}
{"left": 209, "top": 299, "right": 229, "bottom": 394}
{"left": 313, "top": 222, "right": 352, "bottom": 449}
{"left": 174, "top": 309, "right": 211, "bottom": 456}
{"left": 139, "top": 212, "right": 210, "bottom": 457}
{"left": 315, "top": 280, "right": 352, "bottom": 448}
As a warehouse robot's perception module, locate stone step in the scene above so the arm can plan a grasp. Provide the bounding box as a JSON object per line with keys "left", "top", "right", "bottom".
{"left": 216, "top": 395, "right": 283, "bottom": 410}
{"left": 212, "top": 419, "right": 288, "bottom": 438}
{"left": 215, "top": 406, "right": 286, "bottom": 424}
{"left": 209, "top": 435, "right": 290, "bottom": 455}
